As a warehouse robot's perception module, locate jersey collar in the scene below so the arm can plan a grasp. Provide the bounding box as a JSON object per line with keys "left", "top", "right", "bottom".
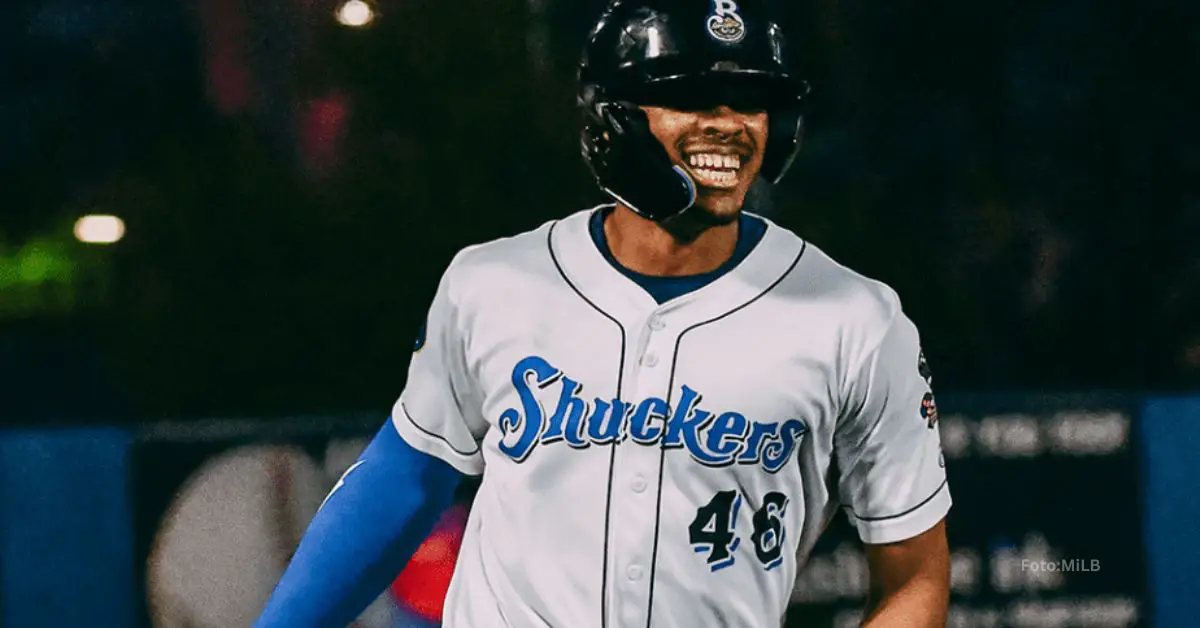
{"left": 548, "top": 206, "right": 806, "bottom": 326}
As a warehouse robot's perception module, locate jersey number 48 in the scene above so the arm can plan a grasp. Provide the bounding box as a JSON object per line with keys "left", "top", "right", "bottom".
{"left": 688, "top": 490, "right": 789, "bottom": 572}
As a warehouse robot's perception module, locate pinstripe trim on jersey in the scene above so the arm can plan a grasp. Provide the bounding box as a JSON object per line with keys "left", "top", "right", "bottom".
{"left": 546, "top": 219, "right": 628, "bottom": 628}
{"left": 397, "top": 401, "right": 481, "bottom": 457}
{"left": 845, "top": 478, "right": 949, "bottom": 522}
{"left": 645, "top": 240, "right": 808, "bottom": 628}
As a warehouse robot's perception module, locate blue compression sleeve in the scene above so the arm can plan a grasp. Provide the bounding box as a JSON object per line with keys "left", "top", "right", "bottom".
{"left": 254, "top": 421, "right": 462, "bottom": 628}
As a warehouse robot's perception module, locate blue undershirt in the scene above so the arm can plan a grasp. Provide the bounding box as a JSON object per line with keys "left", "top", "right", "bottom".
{"left": 588, "top": 207, "right": 768, "bottom": 303}
{"left": 255, "top": 423, "right": 460, "bottom": 628}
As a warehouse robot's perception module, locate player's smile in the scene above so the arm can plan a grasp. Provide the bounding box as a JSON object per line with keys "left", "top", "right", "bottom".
{"left": 680, "top": 144, "right": 752, "bottom": 190}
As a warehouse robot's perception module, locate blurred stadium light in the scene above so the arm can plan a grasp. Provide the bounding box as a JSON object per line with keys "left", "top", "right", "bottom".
{"left": 336, "top": 0, "right": 375, "bottom": 28}
{"left": 73, "top": 214, "right": 125, "bottom": 244}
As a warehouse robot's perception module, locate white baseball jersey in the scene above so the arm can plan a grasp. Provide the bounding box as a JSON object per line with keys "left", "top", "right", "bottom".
{"left": 391, "top": 206, "right": 951, "bottom": 628}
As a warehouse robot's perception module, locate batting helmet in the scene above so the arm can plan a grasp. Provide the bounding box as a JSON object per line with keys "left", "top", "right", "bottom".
{"left": 578, "top": 0, "right": 811, "bottom": 222}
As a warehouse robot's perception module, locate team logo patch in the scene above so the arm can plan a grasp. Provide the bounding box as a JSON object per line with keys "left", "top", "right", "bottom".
{"left": 413, "top": 322, "right": 427, "bottom": 353}
{"left": 706, "top": 0, "right": 746, "bottom": 43}
{"left": 917, "top": 350, "right": 937, "bottom": 429}
{"left": 918, "top": 350, "right": 933, "bottom": 387}
{"left": 920, "top": 392, "right": 939, "bottom": 430}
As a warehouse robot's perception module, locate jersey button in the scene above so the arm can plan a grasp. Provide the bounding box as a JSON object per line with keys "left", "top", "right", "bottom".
{"left": 648, "top": 316, "right": 666, "bottom": 331}
{"left": 631, "top": 475, "right": 647, "bottom": 492}
{"left": 641, "top": 353, "right": 659, "bottom": 367}
{"left": 627, "top": 565, "right": 644, "bottom": 581}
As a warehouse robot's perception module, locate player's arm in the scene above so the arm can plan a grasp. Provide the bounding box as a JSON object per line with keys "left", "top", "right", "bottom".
{"left": 834, "top": 306, "right": 951, "bottom": 627}
{"left": 254, "top": 422, "right": 462, "bottom": 628}
{"left": 861, "top": 519, "right": 950, "bottom": 627}
{"left": 257, "top": 253, "right": 488, "bottom": 627}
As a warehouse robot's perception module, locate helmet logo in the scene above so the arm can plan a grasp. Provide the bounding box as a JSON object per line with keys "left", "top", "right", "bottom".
{"left": 706, "top": 0, "right": 746, "bottom": 44}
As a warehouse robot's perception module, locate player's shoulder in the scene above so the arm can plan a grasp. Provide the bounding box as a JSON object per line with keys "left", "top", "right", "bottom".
{"left": 445, "top": 219, "right": 555, "bottom": 274}
{"left": 438, "top": 210, "right": 582, "bottom": 300}
{"left": 763, "top": 218, "right": 903, "bottom": 330}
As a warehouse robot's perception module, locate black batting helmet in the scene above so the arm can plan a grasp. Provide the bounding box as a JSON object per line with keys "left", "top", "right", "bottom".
{"left": 578, "top": 0, "right": 811, "bottom": 221}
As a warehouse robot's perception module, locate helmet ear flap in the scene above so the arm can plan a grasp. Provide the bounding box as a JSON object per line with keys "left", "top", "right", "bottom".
{"left": 579, "top": 94, "right": 697, "bottom": 221}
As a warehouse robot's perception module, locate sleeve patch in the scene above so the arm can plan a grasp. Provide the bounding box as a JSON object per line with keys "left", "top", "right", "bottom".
{"left": 917, "top": 350, "right": 933, "bottom": 387}
{"left": 413, "top": 321, "right": 427, "bottom": 353}
{"left": 920, "top": 392, "right": 940, "bottom": 430}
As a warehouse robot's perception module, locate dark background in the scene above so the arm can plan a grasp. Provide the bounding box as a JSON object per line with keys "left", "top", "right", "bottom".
{"left": 2, "top": 0, "right": 1197, "bottom": 419}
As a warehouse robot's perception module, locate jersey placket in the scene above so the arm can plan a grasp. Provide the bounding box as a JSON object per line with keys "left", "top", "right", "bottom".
{"left": 608, "top": 311, "right": 675, "bottom": 628}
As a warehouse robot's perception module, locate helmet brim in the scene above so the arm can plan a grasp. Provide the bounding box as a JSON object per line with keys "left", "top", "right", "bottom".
{"left": 602, "top": 70, "right": 809, "bottom": 112}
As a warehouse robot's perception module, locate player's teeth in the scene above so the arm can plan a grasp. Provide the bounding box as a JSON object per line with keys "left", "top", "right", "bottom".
{"left": 687, "top": 153, "right": 742, "bottom": 174}
{"left": 694, "top": 168, "right": 737, "bottom": 185}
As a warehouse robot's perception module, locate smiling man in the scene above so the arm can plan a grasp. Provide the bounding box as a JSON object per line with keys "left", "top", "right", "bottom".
{"left": 255, "top": 1, "right": 951, "bottom": 627}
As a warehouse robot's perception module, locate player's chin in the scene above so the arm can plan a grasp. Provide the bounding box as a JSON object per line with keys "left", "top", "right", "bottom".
{"left": 692, "top": 190, "right": 747, "bottom": 226}
{"left": 662, "top": 195, "right": 740, "bottom": 242}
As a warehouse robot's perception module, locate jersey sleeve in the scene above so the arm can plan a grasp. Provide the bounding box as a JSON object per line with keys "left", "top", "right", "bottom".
{"left": 391, "top": 254, "right": 487, "bottom": 476}
{"left": 834, "top": 310, "right": 951, "bottom": 545}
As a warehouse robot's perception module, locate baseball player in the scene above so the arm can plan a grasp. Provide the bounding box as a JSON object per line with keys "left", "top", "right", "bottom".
{"left": 256, "top": 0, "right": 951, "bottom": 626}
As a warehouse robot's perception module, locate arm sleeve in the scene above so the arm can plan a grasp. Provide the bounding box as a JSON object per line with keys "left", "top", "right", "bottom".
{"left": 834, "top": 311, "right": 951, "bottom": 545}
{"left": 254, "top": 421, "right": 461, "bottom": 628}
{"left": 392, "top": 255, "right": 488, "bottom": 476}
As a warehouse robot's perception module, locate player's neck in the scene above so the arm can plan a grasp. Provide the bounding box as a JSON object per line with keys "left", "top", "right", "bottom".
{"left": 605, "top": 204, "right": 739, "bottom": 277}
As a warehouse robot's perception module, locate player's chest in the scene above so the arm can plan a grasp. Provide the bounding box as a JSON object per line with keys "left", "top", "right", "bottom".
{"left": 465, "top": 297, "right": 841, "bottom": 467}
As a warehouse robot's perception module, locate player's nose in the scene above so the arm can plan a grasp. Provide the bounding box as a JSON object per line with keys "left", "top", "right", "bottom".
{"left": 696, "top": 106, "right": 746, "bottom": 136}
